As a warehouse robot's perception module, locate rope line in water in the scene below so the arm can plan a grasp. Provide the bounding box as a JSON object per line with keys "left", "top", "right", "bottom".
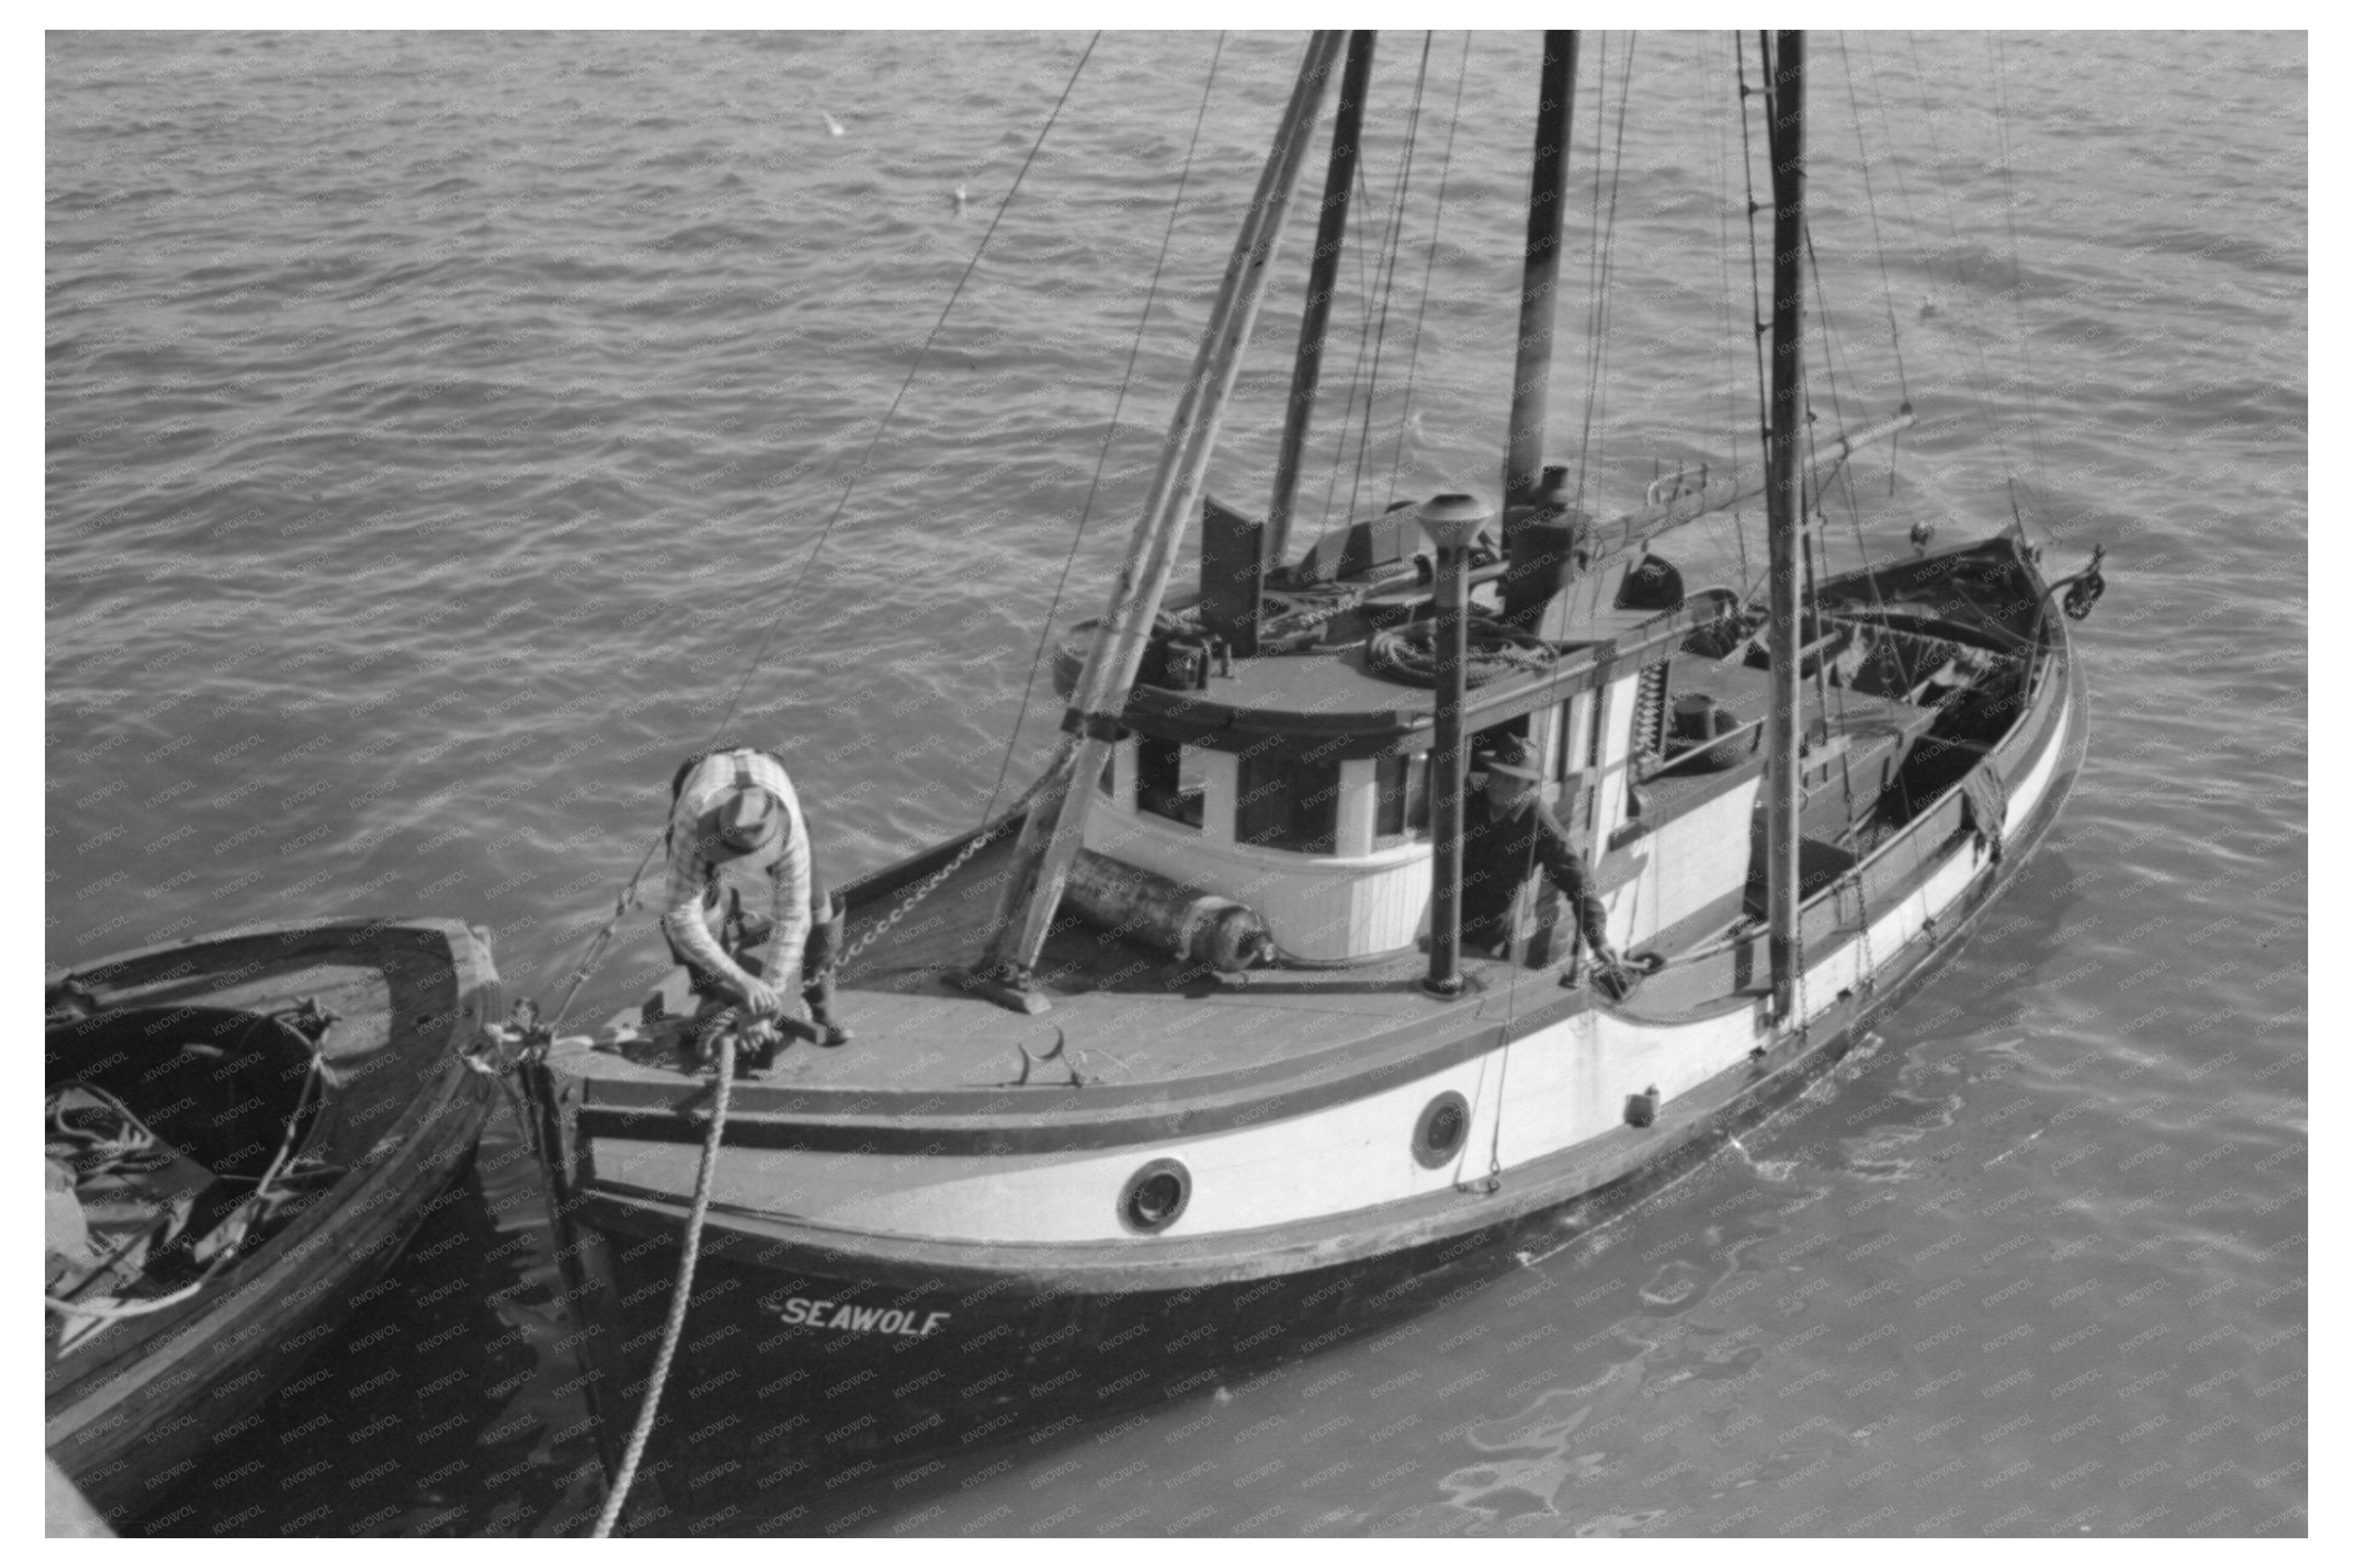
{"left": 576, "top": 47, "right": 1112, "bottom": 1525}
{"left": 592, "top": 1022, "right": 736, "bottom": 1538}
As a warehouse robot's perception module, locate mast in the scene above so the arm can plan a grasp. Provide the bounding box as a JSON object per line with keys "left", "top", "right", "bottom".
{"left": 1501, "top": 30, "right": 1579, "bottom": 526}
{"left": 972, "top": 30, "right": 1350, "bottom": 1006}
{"left": 1266, "top": 29, "right": 1376, "bottom": 570}
{"left": 1764, "top": 29, "right": 1805, "bottom": 1021}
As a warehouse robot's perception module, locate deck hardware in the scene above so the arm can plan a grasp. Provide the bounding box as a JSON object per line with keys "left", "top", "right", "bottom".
{"left": 1624, "top": 1085, "right": 1661, "bottom": 1128}
{"left": 1413, "top": 1091, "right": 1472, "bottom": 1169}
{"left": 1118, "top": 1158, "right": 1191, "bottom": 1234}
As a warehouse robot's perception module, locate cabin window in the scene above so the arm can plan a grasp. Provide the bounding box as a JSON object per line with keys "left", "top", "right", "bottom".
{"left": 1136, "top": 735, "right": 1205, "bottom": 829}
{"left": 1373, "top": 751, "right": 1430, "bottom": 845}
{"left": 1235, "top": 751, "right": 1339, "bottom": 854}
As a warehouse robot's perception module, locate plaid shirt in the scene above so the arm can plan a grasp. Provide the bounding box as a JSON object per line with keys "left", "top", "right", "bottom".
{"left": 657, "top": 749, "right": 813, "bottom": 991}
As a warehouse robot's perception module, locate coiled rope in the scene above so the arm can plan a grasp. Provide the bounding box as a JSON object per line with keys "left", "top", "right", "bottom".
{"left": 1363, "top": 616, "right": 1558, "bottom": 687}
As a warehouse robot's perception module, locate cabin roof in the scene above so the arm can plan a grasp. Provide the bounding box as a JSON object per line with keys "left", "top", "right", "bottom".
{"left": 1098, "top": 599, "right": 1698, "bottom": 760}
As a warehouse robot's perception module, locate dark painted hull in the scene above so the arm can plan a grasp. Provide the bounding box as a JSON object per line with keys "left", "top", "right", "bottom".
{"left": 44, "top": 919, "right": 502, "bottom": 1527}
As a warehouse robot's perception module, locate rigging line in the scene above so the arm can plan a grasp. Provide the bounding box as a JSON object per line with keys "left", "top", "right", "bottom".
{"left": 1987, "top": 32, "right": 2052, "bottom": 505}
{"left": 1735, "top": 34, "right": 1773, "bottom": 505}
{"left": 1571, "top": 32, "right": 1639, "bottom": 523}
{"left": 1795, "top": 401, "right": 1860, "bottom": 812}
{"left": 1834, "top": 32, "right": 1911, "bottom": 403}
{"left": 1802, "top": 215, "right": 1894, "bottom": 636}
{"left": 1307, "top": 154, "right": 1385, "bottom": 562}
{"left": 1793, "top": 284, "right": 1872, "bottom": 825}
{"left": 987, "top": 32, "right": 1225, "bottom": 824}
{"left": 1710, "top": 29, "right": 1755, "bottom": 594}
{"left": 1898, "top": 30, "right": 2015, "bottom": 480}
{"left": 1802, "top": 222, "right": 1857, "bottom": 449}
{"left": 1384, "top": 31, "right": 1474, "bottom": 509}
{"left": 725, "top": 29, "right": 1103, "bottom": 749}
{"left": 539, "top": 32, "right": 1102, "bottom": 1029}
{"left": 1759, "top": 28, "right": 1849, "bottom": 823}
{"left": 1557, "top": 50, "right": 1631, "bottom": 663}
{"left": 1342, "top": 31, "right": 1433, "bottom": 531}
{"left": 1568, "top": 31, "right": 1610, "bottom": 520}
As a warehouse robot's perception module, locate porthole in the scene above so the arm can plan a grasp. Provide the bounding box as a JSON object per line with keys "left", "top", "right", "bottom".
{"left": 1118, "top": 1158, "right": 1191, "bottom": 1234}
{"left": 1413, "top": 1091, "right": 1472, "bottom": 1169}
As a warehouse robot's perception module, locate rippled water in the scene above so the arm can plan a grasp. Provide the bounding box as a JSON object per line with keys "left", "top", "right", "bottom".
{"left": 48, "top": 29, "right": 2303, "bottom": 1538}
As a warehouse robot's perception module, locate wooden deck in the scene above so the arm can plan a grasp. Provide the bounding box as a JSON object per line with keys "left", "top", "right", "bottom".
{"left": 590, "top": 832, "right": 1523, "bottom": 1100}
{"left": 578, "top": 681, "right": 1953, "bottom": 1103}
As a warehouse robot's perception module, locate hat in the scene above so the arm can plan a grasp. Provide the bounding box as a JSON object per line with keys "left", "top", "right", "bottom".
{"left": 715, "top": 786, "right": 782, "bottom": 853}
{"left": 1480, "top": 733, "right": 1542, "bottom": 780}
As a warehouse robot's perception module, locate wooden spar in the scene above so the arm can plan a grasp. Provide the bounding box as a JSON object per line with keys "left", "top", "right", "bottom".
{"left": 1266, "top": 29, "right": 1376, "bottom": 570}
{"left": 1764, "top": 29, "right": 1806, "bottom": 1020}
{"left": 1581, "top": 401, "right": 1913, "bottom": 567}
{"left": 1502, "top": 30, "right": 1579, "bottom": 525}
{"left": 973, "top": 30, "right": 1350, "bottom": 1000}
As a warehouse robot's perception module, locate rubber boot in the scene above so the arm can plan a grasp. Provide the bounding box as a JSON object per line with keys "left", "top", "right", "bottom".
{"left": 802, "top": 914, "right": 853, "bottom": 1046}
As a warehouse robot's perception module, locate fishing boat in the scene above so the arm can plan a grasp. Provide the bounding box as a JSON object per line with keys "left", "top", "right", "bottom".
{"left": 44, "top": 918, "right": 503, "bottom": 1524}
{"left": 514, "top": 30, "right": 2105, "bottom": 1515}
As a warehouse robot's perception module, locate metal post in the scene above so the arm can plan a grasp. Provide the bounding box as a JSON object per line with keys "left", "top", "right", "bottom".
{"left": 1501, "top": 30, "right": 1579, "bottom": 534}
{"left": 1267, "top": 29, "right": 1376, "bottom": 570}
{"left": 1764, "top": 30, "right": 1806, "bottom": 1021}
{"left": 1418, "top": 493, "right": 1490, "bottom": 998}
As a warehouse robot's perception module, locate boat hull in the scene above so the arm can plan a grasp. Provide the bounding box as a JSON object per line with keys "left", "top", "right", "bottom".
{"left": 43, "top": 919, "right": 502, "bottom": 1527}
{"left": 547, "top": 616, "right": 2087, "bottom": 1502}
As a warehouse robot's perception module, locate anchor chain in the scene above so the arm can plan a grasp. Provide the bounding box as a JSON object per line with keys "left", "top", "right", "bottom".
{"left": 837, "top": 774, "right": 1053, "bottom": 972}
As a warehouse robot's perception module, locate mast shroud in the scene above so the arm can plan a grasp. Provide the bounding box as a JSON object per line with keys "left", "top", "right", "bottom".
{"left": 1266, "top": 29, "right": 1377, "bottom": 571}
{"left": 1501, "top": 30, "right": 1579, "bottom": 526}
{"left": 1764, "top": 29, "right": 1806, "bottom": 1020}
{"left": 974, "top": 30, "right": 1351, "bottom": 998}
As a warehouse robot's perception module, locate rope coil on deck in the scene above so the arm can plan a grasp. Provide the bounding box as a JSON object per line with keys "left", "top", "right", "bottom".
{"left": 1364, "top": 615, "right": 1558, "bottom": 687}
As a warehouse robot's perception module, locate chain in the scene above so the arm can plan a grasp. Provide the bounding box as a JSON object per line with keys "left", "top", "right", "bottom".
{"left": 838, "top": 774, "right": 1052, "bottom": 971}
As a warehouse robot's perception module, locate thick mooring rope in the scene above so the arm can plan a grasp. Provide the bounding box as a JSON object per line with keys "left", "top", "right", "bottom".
{"left": 591, "top": 1024, "right": 735, "bottom": 1538}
